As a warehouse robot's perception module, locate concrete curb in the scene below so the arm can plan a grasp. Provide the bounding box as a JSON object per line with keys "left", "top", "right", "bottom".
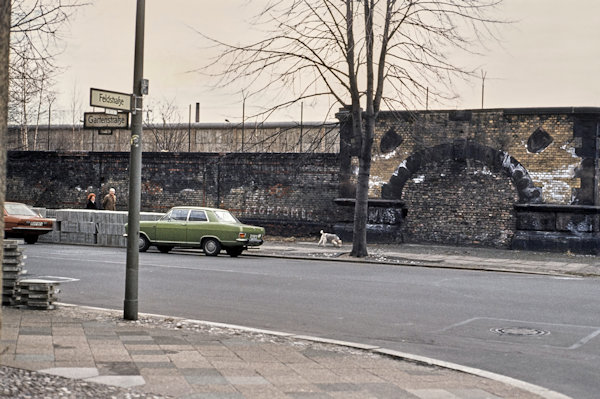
{"left": 59, "top": 303, "right": 572, "bottom": 399}
{"left": 242, "top": 250, "right": 576, "bottom": 277}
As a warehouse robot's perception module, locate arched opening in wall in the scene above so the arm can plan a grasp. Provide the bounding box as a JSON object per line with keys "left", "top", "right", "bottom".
{"left": 401, "top": 159, "right": 519, "bottom": 248}
{"left": 381, "top": 139, "right": 543, "bottom": 248}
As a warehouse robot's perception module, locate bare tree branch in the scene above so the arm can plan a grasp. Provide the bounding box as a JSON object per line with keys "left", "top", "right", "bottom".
{"left": 8, "top": 0, "right": 87, "bottom": 144}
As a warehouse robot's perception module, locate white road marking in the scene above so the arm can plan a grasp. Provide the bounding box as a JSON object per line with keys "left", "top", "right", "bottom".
{"left": 28, "top": 254, "right": 271, "bottom": 276}
{"left": 568, "top": 328, "right": 600, "bottom": 350}
{"left": 436, "top": 316, "right": 600, "bottom": 349}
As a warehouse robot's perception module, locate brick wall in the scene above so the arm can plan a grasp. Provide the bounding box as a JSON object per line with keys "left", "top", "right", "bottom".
{"left": 401, "top": 159, "right": 518, "bottom": 248}
{"left": 7, "top": 106, "right": 599, "bottom": 252}
{"left": 368, "top": 108, "right": 596, "bottom": 205}
{"left": 338, "top": 106, "right": 599, "bottom": 249}
{"left": 6, "top": 151, "right": 341, "bottom": 237}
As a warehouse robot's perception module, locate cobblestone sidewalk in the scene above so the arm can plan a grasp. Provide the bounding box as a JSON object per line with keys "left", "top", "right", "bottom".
{"left": 0, "top": 305, "right": 564, "bottom": 399}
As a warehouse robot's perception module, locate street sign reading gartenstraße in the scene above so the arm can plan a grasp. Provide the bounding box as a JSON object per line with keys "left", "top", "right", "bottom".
{"left": 90, "top": 88, "right": 132, "bottom": 112}
{"left": 84, "top": 112, "right": 129, "bottom": 129}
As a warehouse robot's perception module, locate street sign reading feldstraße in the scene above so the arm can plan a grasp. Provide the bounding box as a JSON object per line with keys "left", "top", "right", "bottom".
{"left": 90, "top": 88, "right": 132, "bottom": 112}
{"left": 84, "top": 112, "right": 129, "bottom": 129}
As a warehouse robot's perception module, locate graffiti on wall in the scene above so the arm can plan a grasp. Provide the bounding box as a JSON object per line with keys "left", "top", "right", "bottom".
{"left": 245, "top": 206, "right": 314, "bottom": 220}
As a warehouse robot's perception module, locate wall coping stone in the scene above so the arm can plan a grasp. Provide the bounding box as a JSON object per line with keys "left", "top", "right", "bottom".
{"left": 375, "top": 106, "right": 600, "bottom": 117}
{"left": 514, "top": 204, "right": 600, "bottom": 214}
{"left": 334, "top": 198, "right": 406, "bottom": 208}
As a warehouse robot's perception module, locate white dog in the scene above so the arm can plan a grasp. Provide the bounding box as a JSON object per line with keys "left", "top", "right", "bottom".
{"left": 318, "top": 230, "right": 342, "bottom": 247}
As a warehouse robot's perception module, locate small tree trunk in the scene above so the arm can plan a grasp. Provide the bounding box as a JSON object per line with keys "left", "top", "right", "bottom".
{"left": 350, "top": 113, "right": 375, "bottom": 258}
{"left": 21, "top": 112, "right": 28, "bottom": 150}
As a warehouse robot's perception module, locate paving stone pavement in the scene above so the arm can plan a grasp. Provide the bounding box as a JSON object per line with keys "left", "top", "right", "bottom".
{"left": 1, "top": 305, "right": 567, "bottom": 399}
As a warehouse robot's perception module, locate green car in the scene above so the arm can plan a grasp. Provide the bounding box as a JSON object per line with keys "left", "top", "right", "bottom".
{"left": 126, "top": 206, "right": 265, "bottom": 257}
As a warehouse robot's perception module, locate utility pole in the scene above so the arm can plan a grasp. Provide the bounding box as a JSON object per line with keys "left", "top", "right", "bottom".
{"left": 300, "top": 102, "right": 303, "bottom": 152}
{"left": 594, "top": 122, "right": 600, "bottom": 206}
{"left": 124, "top": 0, "right": 145, "bottom": 321}
{"left": 481, "top": 70, "right": 487, "bottom": 109}
{"left": 47, "top": 101, "right": 51, "bottom": 150}
{"left": 241, "top": 97, "right": 245, "bottom": 152}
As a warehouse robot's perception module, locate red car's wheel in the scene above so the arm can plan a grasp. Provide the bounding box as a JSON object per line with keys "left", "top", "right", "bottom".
{"left": 24, "top": 236, "right": 38, "bottom": 244}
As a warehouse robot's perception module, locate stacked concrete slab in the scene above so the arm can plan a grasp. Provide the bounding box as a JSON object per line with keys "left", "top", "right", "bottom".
{"left": 39, "top": 209, "right": 164, "bottom": 248}
{"left": 19, "top": 279, "right": 61, "bottom": 310}
{"left": 2, "top": 240, "right": 26, "bottom": 306}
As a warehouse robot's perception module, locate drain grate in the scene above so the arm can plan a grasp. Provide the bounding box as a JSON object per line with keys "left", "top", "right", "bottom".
{"left": 490, "top": 327, "right": 550, "bottom": 337}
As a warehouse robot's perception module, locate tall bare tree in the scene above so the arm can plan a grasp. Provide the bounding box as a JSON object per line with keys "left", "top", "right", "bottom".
{"left": 1, "top": 0, "right": 12, "bottom": 329}
{"left": 144, "top": 99, "right": 188, "bottom": 152}
{"left": 202, "top": 0, "right": 503, "bottom": 257}
{"left": 9, "top": 0, "right": 84, "bottom": 141}
{"left": 32, "top": 65, "right": 52, "bottom": 150}
{"left": 69, "top": 82, "right": 82, "bottom": 149}
{"left": 8, "top": 53, "right": 51, "bottom": 149}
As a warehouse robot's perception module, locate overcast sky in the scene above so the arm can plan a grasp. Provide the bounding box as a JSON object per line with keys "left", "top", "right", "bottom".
{"left": 52, "top": 0, "right": 600, "bottom": 124}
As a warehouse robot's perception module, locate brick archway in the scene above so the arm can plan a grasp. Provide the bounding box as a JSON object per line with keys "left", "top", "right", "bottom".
{"left": 382, "top": 139, "right": 543, "bottom": 204}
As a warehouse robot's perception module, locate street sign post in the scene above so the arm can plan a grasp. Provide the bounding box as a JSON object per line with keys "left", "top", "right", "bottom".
{"left": 83, "top": 112, "right": 129, "bottom": 129}
{"left": 124, "top": 0, "right": 145, "bottom": 321}
{"left": 90, "top": 88, "right": 132, "bottom": 112}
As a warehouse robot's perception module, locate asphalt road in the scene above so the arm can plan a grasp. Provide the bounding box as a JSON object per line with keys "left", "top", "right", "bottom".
{"left": 23, "top": 243, "right": 600, "bottom": 399}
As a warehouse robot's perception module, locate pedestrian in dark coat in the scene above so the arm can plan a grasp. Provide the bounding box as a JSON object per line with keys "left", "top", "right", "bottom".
{"left": 86, "top": 193, "right": 99, "bottom": 209}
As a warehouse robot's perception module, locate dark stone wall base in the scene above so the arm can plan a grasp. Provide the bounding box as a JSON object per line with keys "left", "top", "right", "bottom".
{"left": 512, "top": 231, "right": 600, "bottom": 255}
{"left": 513, "top": 204, "right": 600, "bottom": 255}
{"left": 240, "top": 218, "right": 324, "bottom": 238}
{"left": 334, "top": 223, "right": 403, "bottom": 244}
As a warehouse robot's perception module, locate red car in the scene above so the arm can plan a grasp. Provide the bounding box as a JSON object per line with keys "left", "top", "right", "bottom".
{"left": 3, "top": 202, "right": 54, "bottom": 244}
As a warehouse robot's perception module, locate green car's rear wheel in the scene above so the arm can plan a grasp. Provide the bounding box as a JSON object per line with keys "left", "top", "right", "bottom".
{"left": 139, "top": 235, "right": 151, "bottom": 252}
{"left": 226, "top": 247, "right": 243, "bottom": 257}
{"left": 202, "top": 238, "right": 221, "bottom": 256}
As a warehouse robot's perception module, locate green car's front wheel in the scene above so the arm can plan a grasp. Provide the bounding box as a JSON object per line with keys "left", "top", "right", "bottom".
{"left": 157, "top": 245, "right": 173, "bottom": 253}
{"left": 202, "top": 238, "right": 221, "bottom": 256}
{"left": 139, "top": 235, "right": 151, "bottom": 252}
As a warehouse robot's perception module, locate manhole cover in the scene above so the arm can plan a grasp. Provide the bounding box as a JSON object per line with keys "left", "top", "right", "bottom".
{"left": 490, "top": 327, "right": 550, "bottom": 336}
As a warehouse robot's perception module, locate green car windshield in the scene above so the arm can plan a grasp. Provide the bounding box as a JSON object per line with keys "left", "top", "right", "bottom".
{"left": 159, "top": 209, "right": 186, "bottom": 221}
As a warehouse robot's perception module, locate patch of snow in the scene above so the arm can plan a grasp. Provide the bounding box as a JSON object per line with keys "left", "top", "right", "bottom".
{"left": 392, "top": 160, "right": 408, "bottom": 177}
{"left": 565, "top": 146, "right": 579, "bottom": 159}
{"left": 381, "top": 149, "right": 398, "bottom": 160}
{"left": 528, "top": 172, "right": 574, "bottom": 204}
{"left": 369, "top": 176, "right": 385, "bottom": 189}
{"left": 472, "top": 166, "right": 493, "bottom": 176}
